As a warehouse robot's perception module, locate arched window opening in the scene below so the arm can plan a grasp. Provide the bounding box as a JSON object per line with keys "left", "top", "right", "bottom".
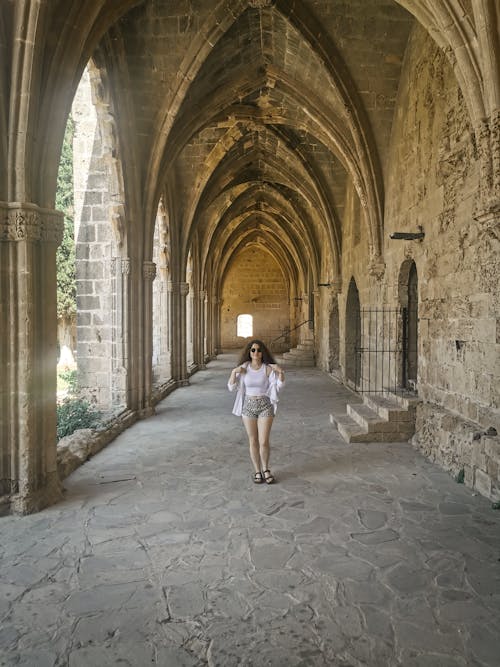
{"left": 152, "top": 197, "right": 172, "bottom": 389}
{"left": 237, "top": 314, "right": 253, "bottom": 338}
{"left": 345, "top": 277, "right": 361, "bottom": 389}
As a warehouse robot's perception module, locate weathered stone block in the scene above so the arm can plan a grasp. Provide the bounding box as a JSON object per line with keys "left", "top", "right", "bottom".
{"left": 76, "top": 295, "right": 100, "bottom": 310}
{"left": 474, "top": 468, "right": 492, "bottom": 498}
{"left": 75, "top": 279, "right": 94, "bottom": 296}
{"left": 83, "top": 262, "right": 104, "bottom": 280}
{"left": 484, "top": 436, "right": 500, "bottom": 461}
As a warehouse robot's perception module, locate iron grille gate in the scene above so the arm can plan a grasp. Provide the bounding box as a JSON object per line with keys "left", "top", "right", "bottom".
{"left": 352, "top": 307, "right": 409, "bottom": 394}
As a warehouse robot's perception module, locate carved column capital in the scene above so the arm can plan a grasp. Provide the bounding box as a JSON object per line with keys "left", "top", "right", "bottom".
{"left": 121, "top": 258, "right": 131, "bottom": 275}
{"left": 0, "top": 203, "right": 64, "bottom": 244}
{"left": 7, "top": 206, "right": 41, "bottom": 241}
{"left": 332, "top": 278, "right": 342, "bottom": 293}
{"left": 368, "top": 256, "right": 386, "bottom": 279}
{"left": 167, "top": 281, "right": 189, "bottom": 296}
{"left": 143, "top": 261, "right": 157, "bottom": 281}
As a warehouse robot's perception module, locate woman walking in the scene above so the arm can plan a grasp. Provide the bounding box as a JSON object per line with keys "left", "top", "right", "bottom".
{"left": 228, "top": 339, "right": 285, "bottom": 484}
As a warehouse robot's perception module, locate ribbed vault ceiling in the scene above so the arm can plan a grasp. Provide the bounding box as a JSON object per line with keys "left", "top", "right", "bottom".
{"left": 118, "top": 0, "right": 415, "bottom": 289}
{"left": 4, "top": 0, "right": 422, "bottom": 288}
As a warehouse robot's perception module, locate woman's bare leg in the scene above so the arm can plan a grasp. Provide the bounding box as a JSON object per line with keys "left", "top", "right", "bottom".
{"left": 257, "top": 416, "right": 274, "bottom": 473}
{"left": 242, "top": 417, "right": 261, "bottom": 472}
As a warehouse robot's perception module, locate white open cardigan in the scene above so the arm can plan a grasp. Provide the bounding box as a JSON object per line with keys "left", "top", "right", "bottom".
{"left": 227, "top": 361, "right": 285, "bottom": 416}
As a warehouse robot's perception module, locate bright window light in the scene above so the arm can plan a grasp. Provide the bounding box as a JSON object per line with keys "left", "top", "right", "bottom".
{"left": 237, "top": 313, "right": 253, "bottom": 338}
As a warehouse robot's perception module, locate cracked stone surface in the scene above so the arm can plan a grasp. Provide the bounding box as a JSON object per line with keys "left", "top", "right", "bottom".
{"left": 1, "top": 354, "right": 500, "bottom": 666}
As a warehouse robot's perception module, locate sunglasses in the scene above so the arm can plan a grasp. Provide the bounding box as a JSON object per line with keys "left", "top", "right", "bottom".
{"left": 250, "top": 348, "right": 262, "bottom": 353}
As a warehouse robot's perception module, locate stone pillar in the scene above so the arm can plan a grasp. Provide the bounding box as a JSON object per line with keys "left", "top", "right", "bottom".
{"left": 205, "top": 292, "right": 213, "bottom": 357}
{"left": 186, "top": 285, "right": 194, "bottom": 368}
{"left": 152, "top": 277, "right": 171, "bottom": 386}
{"left": 168, "top": 281, "right": 190, "bottom": 384}
{"left": 0, "top": 203, "right": 64, "bottom": 514}
{"left": 208, "top": 293, "right": 221, "bottom": 356}
{"left": 192, "top": 290, "right": 207, "bottom": 369}
{"left": 327, "top": 280, "right": 342, "bottom": 376}
{"left": 198, "top": 290, "right": 207, "bottom": 368}
{"left": 141, "top": 261, "right": 156, "bottom": 415}
{"left": 110, "top": 256, "right": 130, "bottom": 408}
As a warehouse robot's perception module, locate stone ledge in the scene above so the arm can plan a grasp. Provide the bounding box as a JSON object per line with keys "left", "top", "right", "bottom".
{"left": 57, "top": 409, "right": 137, "bottom": 480}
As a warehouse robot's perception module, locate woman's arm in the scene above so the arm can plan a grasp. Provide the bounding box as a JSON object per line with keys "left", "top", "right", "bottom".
{"left": 269, "top": 364, "right": 285, "bottom": 388}
{"left": 228, "top": 364, "right": 247, "bottom": 391}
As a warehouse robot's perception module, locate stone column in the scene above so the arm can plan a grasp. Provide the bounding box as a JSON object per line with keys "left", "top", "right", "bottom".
{"left": 327, "top": 280, "right": 342, "bottom": 377}
{"left": 168, "top": 281, "right": 190, "bottom": 385}
{"left": 208, "top": 293, "right": 221, "bottom": 356}
{"left": 198, "top": 290, "right": 207, "bottom": 368}
{"left": 141, "top": 261, "right": 156, "bottom": 415}
{"left": 186, "top": 286, "right": 195, "bottom": 368}
{"left": 192, "top": 290, "right": 207, "bottom": 369}
{"left": 205, "top": 292, "right": 213, "bottom": 357}
{"left": 110, "top": 256, "right": 130, "bottom": 408}
{"left": 152, "top": 277, "right": 171, "bottom": 386}
{"left": 0, "top": 203, "right": 64, "bottom": 514}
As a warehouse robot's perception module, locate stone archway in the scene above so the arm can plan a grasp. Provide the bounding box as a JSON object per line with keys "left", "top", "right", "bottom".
{"left": 345, "top": 278, "right": 361, "bottom": 388}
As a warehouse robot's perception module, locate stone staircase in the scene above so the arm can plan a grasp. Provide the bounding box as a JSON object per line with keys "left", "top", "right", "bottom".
{"left": 330, "top": 391, "right": 421, "bottom": 443}
{"left": 276, "top": 340, "right": 315, "bottom": 367}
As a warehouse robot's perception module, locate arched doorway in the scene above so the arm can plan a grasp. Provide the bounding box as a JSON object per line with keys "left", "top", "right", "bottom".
{"left": 399, "top": 260, "right": 418, "bottom": 391}
{"left": 328, "top": 298, "right": 340, "bottom": 374}
{"left": 345, "top": 278, "right": 361, "bottom": 388}
{"left": 406, "top": 262, "right": 418, "bottom": 389}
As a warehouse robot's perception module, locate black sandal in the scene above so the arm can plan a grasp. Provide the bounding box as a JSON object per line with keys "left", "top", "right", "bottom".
{"left": 263, "top": 469, "right": 275, "bottom": 484}
{"left": 253, "top": 471, "right": 264, "bottom": 484}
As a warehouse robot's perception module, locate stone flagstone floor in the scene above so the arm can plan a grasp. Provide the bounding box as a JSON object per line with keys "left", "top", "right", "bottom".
{"left": 1, "top": 354, "right": 500, "bottom": 666}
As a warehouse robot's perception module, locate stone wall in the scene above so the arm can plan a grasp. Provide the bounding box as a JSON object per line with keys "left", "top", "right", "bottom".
{"left": 382, "top": 25, "right": 500, "bottom": 496}
{"left": 220, "top": 246, "right": 289, "bottom": 349}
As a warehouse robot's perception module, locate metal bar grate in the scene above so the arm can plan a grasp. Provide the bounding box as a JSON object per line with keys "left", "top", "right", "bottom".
{"left": 354, "top": 307, "right": 408, "bottom": 394}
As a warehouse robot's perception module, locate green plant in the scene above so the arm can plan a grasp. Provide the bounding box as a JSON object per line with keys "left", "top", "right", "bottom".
{"left": 57, "top": 398, "right": 101, "bottom": 440}
{"left": 58, "top": 368, "right": 78, "bottom": 395}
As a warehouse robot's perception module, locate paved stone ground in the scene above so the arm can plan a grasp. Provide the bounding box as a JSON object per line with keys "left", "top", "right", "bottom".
{"left": 1, "top": 354, "right": 500, "bottom": 667}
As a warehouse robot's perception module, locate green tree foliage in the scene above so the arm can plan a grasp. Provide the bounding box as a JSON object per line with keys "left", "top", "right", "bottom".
{"left": 56, "top": 116, "right": 76, "bottom": 319}
{"left": 56, "top": 369, "right": 102, "bottom": 439}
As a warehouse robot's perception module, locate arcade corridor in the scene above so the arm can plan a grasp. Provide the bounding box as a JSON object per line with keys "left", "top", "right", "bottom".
{"left": 1, "top": 356, "right": 499, "bottom": 666}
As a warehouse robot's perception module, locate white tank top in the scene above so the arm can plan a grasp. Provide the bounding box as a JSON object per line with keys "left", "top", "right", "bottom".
{"left": 244, "top": 364, "right": 269, "bottom": 396}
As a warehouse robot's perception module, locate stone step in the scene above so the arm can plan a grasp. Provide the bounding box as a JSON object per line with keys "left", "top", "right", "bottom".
{"left": 330, "top": 412, "right": 415, "bottom": 443}
{"left": 331, "top": 387, "right": 420, "bottom": 444}
{"left": 346, "top": 403, "right": 415, "bottom": 435}
{"left": 364, "top": 394, "right": 416, "bottom": 422}
{"left": 375, "top": 391, "right": 421, "bottom": 411}
{"left": 362, "top": 394, "right": 417, "bottom": 423}
{"left": 276, "top": 341, "right": 316, "bottom": 367}
{"left": 329, "top": 414, "right": 373, "bottom": 443}
{"left": 285, "top": 347, "right": 314, "bottom": 357}
{"left": 281, "top": 358, "right": 315, "bottom": 367}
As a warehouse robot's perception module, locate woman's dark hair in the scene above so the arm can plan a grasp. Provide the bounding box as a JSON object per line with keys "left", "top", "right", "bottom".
{"left": 238, "top": 339, "right": 275, "bottom": 365}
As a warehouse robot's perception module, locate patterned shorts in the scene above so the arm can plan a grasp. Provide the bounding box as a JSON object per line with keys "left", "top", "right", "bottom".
{"left": 242, "top": 395, "right": 274, "bottom": 419}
